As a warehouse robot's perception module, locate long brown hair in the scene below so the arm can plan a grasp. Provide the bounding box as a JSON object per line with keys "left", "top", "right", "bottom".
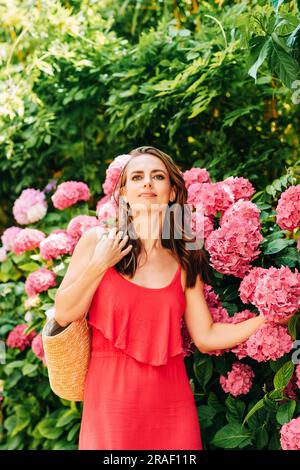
{"left": 112, "top": 146, "right": 211, "bottom": 288}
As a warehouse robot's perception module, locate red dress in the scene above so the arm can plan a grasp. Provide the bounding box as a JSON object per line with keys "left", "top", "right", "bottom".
{"left": 78, "top": 264, "right": 203, "bottom": 450}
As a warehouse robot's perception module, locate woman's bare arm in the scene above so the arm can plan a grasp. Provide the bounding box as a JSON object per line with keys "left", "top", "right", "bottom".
{"left": 183, "top": 274, "right": 266, "bottom": 353}
{"left": 54, "top": 227, "right": 107, "bottom": 327}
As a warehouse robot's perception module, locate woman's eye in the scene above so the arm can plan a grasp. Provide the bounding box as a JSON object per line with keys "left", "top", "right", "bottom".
{"left": 132, "top": 175, "right": 164, "bottom": 180}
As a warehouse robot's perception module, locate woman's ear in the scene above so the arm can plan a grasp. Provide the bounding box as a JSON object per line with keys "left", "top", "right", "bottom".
{"left": 170, "top": 186, "right": 176, "bottom": 202}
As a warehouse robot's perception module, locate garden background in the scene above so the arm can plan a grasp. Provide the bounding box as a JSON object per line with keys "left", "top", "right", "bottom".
{"left": 0, "top": 0, "right": 299, "bottom": 450}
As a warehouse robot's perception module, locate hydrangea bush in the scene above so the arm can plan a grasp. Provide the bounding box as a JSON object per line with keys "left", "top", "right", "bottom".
{"left": 0, "top": 159, "right": 299, "bottom": 450}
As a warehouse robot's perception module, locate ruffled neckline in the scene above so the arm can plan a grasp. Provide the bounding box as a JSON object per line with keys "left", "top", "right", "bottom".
{"left": 112, "top": 264, "right": 181, "bottom": 291}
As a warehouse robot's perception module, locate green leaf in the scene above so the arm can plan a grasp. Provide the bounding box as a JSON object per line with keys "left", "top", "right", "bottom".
{"left": 274, "top": 247, "right": 300, "bottom": 268}
{"left": 22, "top": 363, "right": 38, "bottom": 376}
{"left": 18, "top": 262, "right": 41, "bottom": 272}
{"left": 37, "top": 418, "right": 64, "bottom": 440}
{"left": 248, "top": 38, "right": 272, "bottom": 80}
{"left": 255, "top": 426, "right": 269, "bottom": 449}
{"left": 197, "top": 405, "right": 216, "bottom": 429}
{"left": 269, "top": 38, "right": 300, "bottom": 88}
{"left": 212, "top": 423, "right": 253, "bottom": 449}
{"left": 243, "top": 398, "right": 265, "bottom": 425}
{"left": 273, "top": 361, "right": 295, "bottom": 390}
{"left": 288, "top": 314, "right": 300, "bottom": 340}
{"left": 225, "top": 395, "right": 246, "bottom": 424}
{"left": 57, "top": 410, "right": 79, "bottom": 427}
{"left": 263, "top": 238, "right": 294, "bottom": 255}
{"left": 193, "top": 356, "right": 213, "bottom": 390}
{"left": 276, "top": 400, "right": 296, "bottom": 425}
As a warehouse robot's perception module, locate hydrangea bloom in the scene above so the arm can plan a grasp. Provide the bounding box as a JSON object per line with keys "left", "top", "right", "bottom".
{"left": 241, "top": 266, "right": 300, "bottom": 322}
{"left": 276, "top": 185, "right": 300, "bottom": 231}
{"left": 0, "top": 247, "right": 7, "bottom": 262}
{"left": 283, "top": 375, "right": 298, "bottom": 401}
{"left": 97, "top": 197, "right": 119, "bottom": 226}
{"left": 25, "top": 268, "right": 57, "bottom": 297}
{"left": 24, "top": 295, "right": 40, "bottom": 309}
{"left": 96, "top": 195, "right": 112, "bottom": 213}
{"left": 191, "top": 208, "right": 214, "bottom": 241}
{"left": 51, "top": 181, "right": 90, "bottom": 210}
{"left": 183, "top": 168, "right": 211, "bottom": 190}
{"left": 103, "top": 154, "right": 132, "bottom": 196}
{"left": 180, "top": 317, "right": 196, "bottom": 357}
{"left": 67, "top": 215, "right": 99, "bottom": 241}
{"left": 280, "top": 416, "right": 300, "bottom": 450}
{"left": 230, "top": 310, "right": 260, "bottom": 358}
{"left": 1, "top": 226, "right": 22, "bottom": 251}
{"left": 219, "top": 177, "right": 255, "bottom": 202}
{"left": 233, "top": 323, "right": 293, "bottom": 362}
{"left": 219, "top": 362, "right": 255, "bottom": 397}
{"left": 296, "top": 364, "right": 300, "bottom": 389}
{"left": 206, "top": 305, "right": 231, "bottom": 356}
{"left": 220, "top": 200, "right": 261, "bottom": 228}
{"left": 12, "top": 188, "right": 47, "bottom": 225}
{"left": 40, "top": 232, "right": 77, "bottom": 260}
{"left": 31, "top": 334, "right": 47, "bottom": 366}
{"left": 12, "top": 228, "right": 46, "bottom": 255}
{"left": 187, "top": 182, "right": 234, "bottom": 215}
{"left": 6, "top": 324, "right": 36, "bottom": 351}
{"left": 239, "top": 267, "right": 268, "bottom": 304}
{"left": 205, "top": 219, "right": 263, "bottom": 278}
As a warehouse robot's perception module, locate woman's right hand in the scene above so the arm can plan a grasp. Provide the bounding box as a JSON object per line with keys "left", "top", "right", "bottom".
{"left": 90, "top": 226, "right": 132, "bottom": 272}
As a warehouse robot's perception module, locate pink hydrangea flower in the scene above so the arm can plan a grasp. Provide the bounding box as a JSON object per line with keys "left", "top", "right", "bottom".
{"left": 191, "top": 208, "right": 214, "bottom": 240}
{"left": 24, "top": 295, "right": 41, "bottom": 309}
{"left": 234, "top": 323, "right": 293, "bottom": 362}
{"left": 297, "top": 238, "right": 300, "bottom": 251}
{"left": 97, "top": 197, "right": 119, "bottom": 226}
{"left": 220, "top": 362, "right": 255, "bottom": 397}
{"left": 230, "top": 310, "right": 260, "bottom": 358}
{"left": 296, "top": 364, "right": 300, "bottom": 389}
{"left": 96, "top": 195, "right": 112, "bottom": 213}
{"left": 280, "top": 416, "right": 300, "bottom": 450}
{"left": 51, "top": 181, "right": 90, "bottom": 210}
{"left": 203, "top": 284, "right": 222, "bottom": 309}
{"left": 206, "top": 305, "right": 231, "bottom": 356}
{"left": 205, "top": 219, "right": 263, "bottom": 278}
{"left": 1, "top": 226, "right": 22, "bottom": 251}
{"left": 187, "top": 182, "right": 234, "bottom": 215}
{"left": 67, "top": 215, "right": 99, "bottom": 241}
{"left": 283, "top": 375, "right": 298, "bottom": 400}
{"left": 6, "top": 324, "right": 36, "bottom": 351}
{"left": 12, "top": 228, "right": 46, "bottom": 255}
{"left": 239, "top": 267, "right": 269, "bottom": 304}
{"left": 103, "top": 154, "right": 132, "bottom": 196}
{"left": 220, "top": 200, "right": 261, "bottom": 228}
{"left": 181, "top": 317, "right": 197, "bottom": 357}
{"left": 276, "top": 185, "right": 300, "bottom": 231}
{"left": 13, "top": 188, "right": 47, "bottom": 225}
{"left": 183, "top": 168, "right": 211, "bottom": 190}
{"left": 25, "top": 268, "right": 57, "bottom": 297}
{"left": 40, "top": 232, "right": 77, "bottom": 260}
{"left": 0, "top": 247, "right": 7, "bottom": 262}
{"left": 219, "top": 177, "right": 255, "bottom": 202}
{"left": 31, "top": 334, "right": 47, "bottom": 366}
{"left": 251, "top": 267, "right": 300, "bottom": 322}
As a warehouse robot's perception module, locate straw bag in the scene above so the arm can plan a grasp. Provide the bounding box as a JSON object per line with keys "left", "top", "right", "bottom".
{"left": 42, "top": 314, "right": 92, "bottom": 402}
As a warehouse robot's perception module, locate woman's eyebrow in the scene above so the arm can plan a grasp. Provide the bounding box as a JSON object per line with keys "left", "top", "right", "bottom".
{"left": 130, "top": 169, "right": 167, "bottom": 175}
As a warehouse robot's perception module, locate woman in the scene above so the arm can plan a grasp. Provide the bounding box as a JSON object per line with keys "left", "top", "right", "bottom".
{"left": 54, "top": 146, "right": 267, "bottom": 450}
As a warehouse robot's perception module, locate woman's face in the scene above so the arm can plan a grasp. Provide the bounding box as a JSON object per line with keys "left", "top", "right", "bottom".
{"left": 120, "top": 154, "right": 176, "bottom": 214}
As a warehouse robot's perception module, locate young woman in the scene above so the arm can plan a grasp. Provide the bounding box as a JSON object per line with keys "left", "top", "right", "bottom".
{"left": 54, "top": 146, "right": 267, "bottom": 450}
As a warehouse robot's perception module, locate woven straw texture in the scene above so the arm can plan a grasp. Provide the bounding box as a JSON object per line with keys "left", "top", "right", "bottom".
{"left": 42, "top": 316, "right": 92, "bottom": 402}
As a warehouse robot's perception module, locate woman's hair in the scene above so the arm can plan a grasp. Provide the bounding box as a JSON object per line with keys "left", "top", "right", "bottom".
{"left": 112, "top": 146, "right": 211, "bottom": 288}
